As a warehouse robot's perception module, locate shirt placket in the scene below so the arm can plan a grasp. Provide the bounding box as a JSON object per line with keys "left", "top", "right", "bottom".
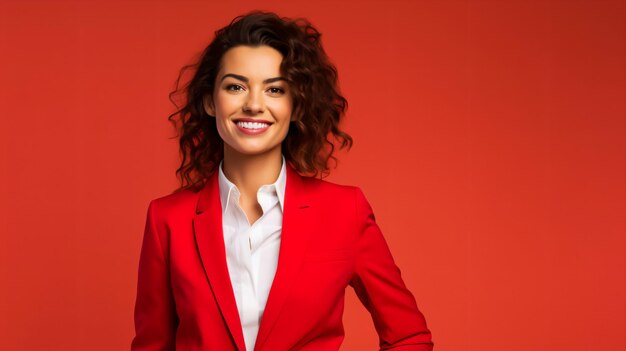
{"left": 226, "top": 185, "right": 281, "bottom": 351}
{"left": 232, "top": 191, "right": 259, "bottom": 348}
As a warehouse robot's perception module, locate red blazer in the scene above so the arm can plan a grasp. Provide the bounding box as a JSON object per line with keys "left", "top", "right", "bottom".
{"left": 131, "top": 163, "right": 433, "bottom": 351}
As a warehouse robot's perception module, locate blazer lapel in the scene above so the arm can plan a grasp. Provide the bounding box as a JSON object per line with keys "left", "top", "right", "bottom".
{"left": 254, "top": 164, "right": 317, "bottom": 351}
{"left": 193, "top": 171, "right": 246, "bottom": 351}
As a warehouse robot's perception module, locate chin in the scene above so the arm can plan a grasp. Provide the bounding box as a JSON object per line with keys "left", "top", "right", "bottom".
{"left": 228, "top": 145, "right": 271, "bottom": 155}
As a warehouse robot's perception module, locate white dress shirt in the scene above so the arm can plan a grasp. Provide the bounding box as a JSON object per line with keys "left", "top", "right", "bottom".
{"left": 218, "top": 155, "right": 286, "bottom": 351}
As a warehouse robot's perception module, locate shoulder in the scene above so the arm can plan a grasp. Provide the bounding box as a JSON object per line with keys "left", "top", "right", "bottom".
{"left": 300, "top": 177, "right": 377, "bottom": 238}
{"left": 302, "top": 174, "right": 356, "bottom": 194}
{"left": 300, "top": 175, "right": 368, "bottom": 208}
{"left": 145, "top": 187, "right": 201, "bottom": 222}
{"left": 304, "top": 176, "right": 377, "bottom": 223}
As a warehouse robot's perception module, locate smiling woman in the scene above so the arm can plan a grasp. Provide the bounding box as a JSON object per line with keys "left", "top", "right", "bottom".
{"left": 165, "top": 11, "right": 353, "bottom": 192}
{"left": 131, "top": 10, "right": 434, "bottom": 351}
{"left": 204, "top": 45, "right": 294, "bottom": 160}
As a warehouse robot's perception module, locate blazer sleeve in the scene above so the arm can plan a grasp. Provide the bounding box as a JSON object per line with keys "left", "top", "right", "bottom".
{"left": 131, "top": 200, "right": 178, "bottom": 351}
{"left": 349, "top": 187, "right": 434, "bottom": 351}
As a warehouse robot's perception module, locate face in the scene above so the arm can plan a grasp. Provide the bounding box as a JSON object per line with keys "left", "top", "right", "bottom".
{"left": 203, "top": 45, "right": 294, "bottom": 158}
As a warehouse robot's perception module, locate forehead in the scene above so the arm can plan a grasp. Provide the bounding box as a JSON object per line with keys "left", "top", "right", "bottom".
{"left": 219, "top": 45, "right": 284, "bottom": 78}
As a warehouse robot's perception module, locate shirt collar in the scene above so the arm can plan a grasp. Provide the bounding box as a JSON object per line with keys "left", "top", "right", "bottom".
{"left": 217, "top": 154, "right": 287, "bottom": 214}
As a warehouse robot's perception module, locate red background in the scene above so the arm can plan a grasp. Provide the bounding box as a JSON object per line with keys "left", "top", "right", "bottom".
{"left": 1, "top": 0, "right": 624, "bottom": 350}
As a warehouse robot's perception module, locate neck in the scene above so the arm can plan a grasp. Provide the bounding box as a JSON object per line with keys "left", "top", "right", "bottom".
{"left": 221, "top": 145, "right": 283, "bottom": 195}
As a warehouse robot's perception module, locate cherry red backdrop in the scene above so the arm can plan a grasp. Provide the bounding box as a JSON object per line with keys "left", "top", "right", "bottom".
{"left": 1, "top": 1, "right": 624, "bottom": 350}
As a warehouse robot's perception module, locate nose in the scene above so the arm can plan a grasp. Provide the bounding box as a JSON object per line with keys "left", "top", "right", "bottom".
{"left": 243, "top": 90, "right": 265, "bottom": 114}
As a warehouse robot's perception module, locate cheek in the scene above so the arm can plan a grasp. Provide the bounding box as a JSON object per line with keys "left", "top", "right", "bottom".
{"left": 214, "top": 93, "right": 239, "bottom": 115}
{"left": 211, "top": 95, "right": 233, "bottom": 138}
{"left": 270, "top": 99, "right": 293, "bottom": 120}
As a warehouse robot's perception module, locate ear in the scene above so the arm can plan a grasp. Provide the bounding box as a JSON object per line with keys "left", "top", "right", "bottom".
{"left": 202, "top": 94, "right": 216, "bottom": 117}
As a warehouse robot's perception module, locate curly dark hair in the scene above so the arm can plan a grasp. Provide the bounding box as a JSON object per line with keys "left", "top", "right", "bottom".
{"left": 167, "top": 10, "right": 353, "bottom": 192}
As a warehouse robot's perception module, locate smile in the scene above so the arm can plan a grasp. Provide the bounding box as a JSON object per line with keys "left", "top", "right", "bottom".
{"left": 234, "top": 120, "right": 272, "bottom": 135}
{"left": 236, "top": 121, "right": 271, "bottom": 129}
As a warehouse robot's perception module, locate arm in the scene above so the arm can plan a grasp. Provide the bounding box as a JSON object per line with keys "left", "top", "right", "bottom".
{"left": 349, "top": 187, "right": 434, "bottom": 351}
{"left": 131, "top": 200, "right": 178, "bottom": 351}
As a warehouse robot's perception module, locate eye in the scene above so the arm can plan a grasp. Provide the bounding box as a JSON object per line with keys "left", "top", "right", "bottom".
{"left": 267, "top": 87, "right": 285, "bottom": 95}
{"left": 225, "top": 84, "right": 244, "bottom": 92}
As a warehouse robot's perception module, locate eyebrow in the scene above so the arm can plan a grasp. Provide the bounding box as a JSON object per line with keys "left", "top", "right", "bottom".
{"left": 220, "top": 73, "right": 287, "bottom": 84}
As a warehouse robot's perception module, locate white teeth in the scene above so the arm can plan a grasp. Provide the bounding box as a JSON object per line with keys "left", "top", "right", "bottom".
{"left": 236, "top": 121, "right": 270, "bottom": 129}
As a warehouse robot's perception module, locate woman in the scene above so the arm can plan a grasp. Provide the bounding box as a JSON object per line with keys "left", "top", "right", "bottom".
{"left": 131, "top": 10, "right": 434, "bottom": 351}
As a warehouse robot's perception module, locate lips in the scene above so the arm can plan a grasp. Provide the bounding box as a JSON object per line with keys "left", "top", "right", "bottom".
{"left": 233, "top": 119, "right": 272, "bottom": 135}
{"left": 233, "top": 118, "right": 273, "bottom": 124}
